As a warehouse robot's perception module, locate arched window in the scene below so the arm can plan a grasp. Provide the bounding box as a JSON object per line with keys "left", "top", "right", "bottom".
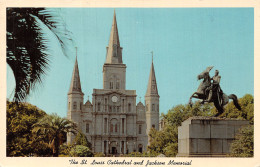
{"left": 122, "top": 99, "right": 125, "bottom": 111}
{"left": 73, "top": 102, "right": 77, "bottom": 110}
{"left": 115, "top": 124, "right": 117, "bottom": 132}
{"left": 98, "top": 102, "right": 101, "bottom": 111}
{"left": 104, "top": 118, "right": 107, "bottom": 133}
{"left": 152, "top": 104, "right": 155, "bottom": 111}
{"left": 110, "top": 81, "right": 113, "bottom": 89}
{"left": 122, "top": 118, "right": 125, "bottom": 133}
{"left": 105, "top": 98, "right": 107, "bottom": 112}
{"left": 110, "top": 124, "right": 113, "bottom": 132}
{"left": 116, "top": 81, "right": 120, "bottom": 89}
{"left": 86, "top": 123, "right": 89, "bottom": 133}
{"left": 110, "top": 118, "right": 118, "bottom": 134}
{"left": 128, "top": 103, "right": 131, "bottom": 112}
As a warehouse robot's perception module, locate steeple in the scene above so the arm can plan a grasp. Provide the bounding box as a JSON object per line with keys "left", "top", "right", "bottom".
{"left": 145, "top": 56, "right": 159, "bottom": 97}
{"left": 68, "top": 52, "right": 83, "bottom": 94}
{"left": 105, "top": 10, "right": 123, "bottom": 64}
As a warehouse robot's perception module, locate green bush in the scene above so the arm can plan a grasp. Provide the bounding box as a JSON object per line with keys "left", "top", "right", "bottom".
{"left": 94, "top": 152, "right": 106, "bottom": 157}
{"left": 69, "top": 145, "right": 93, "bottom": 157}
{"left": 229, "top": 125, "right": 254, "bottom": 157}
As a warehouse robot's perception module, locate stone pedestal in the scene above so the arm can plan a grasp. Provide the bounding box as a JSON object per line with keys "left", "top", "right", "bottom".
{"left": 177, "top": 117, "right": 249, "bottom": 157}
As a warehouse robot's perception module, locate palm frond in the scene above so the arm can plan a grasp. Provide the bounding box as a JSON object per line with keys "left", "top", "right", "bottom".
{"left": 6, "top": 8, "right": 73, "bottom": 102}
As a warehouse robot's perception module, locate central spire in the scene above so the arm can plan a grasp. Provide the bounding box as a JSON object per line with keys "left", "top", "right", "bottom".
{"left": 105, "top": 10, "right": 123, "bottom": 64}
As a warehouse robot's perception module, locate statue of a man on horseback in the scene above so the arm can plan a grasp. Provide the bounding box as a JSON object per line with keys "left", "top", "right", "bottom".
{"left": 189, "top": 66, "right": 241, "bottom": 117}
{"left": 205, "top": 69, "right": 223, "bottom": 102}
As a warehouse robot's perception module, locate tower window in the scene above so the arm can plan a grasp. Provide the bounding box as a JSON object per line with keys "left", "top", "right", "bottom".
{"left": 98, "top": 102, "right": 101, "bottom": 111}
{"left": 128, "top": 103, "right": 131, "bottom": 112}
{"left": 139, "top": 125, "right": 142, "bottom": 134}
{"left": 117, "top": 106, "right": 120, "bottom": 112}
{"left": 152, "top": 124, "right": 155, "bottom": 128}
{"left": 73, "top": 102, "right": 77, "bottom": 110}
{"left": 110, "top": 82, "right": 113, "bottom": 89}
{"left": 116, "top": 81, "right": 120, "bottom": 89}
{"left": 152, "top": 104, "right": 155, "bottom": 111}
{"left": 86, "top": 123, "right": 89, "bottom": 133}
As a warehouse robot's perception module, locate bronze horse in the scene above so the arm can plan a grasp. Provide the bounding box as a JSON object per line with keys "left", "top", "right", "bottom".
{"left": 189, "top": 67, "right": 241, "bottom": 117}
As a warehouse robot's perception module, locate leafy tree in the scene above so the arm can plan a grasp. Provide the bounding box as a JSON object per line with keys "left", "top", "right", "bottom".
{"left": 220, "top": 94, "right": 254, "bottom": 124}
{"left": 32, "top": 114, "right": 77, "bottom": 157}
{"left": 6, "top": 100, "right": 51, "bottom": 156}
{"left": 7, "top": 8, "right": 72, "bottom": 102}
{"left": 229, "top": 125, "right": 254, "bottom": 157}
{"left": 69, "top": 145, "right": 93, "bottom": 157}
{"left": 73, "top": 131, "right": 92, "bottom": 148}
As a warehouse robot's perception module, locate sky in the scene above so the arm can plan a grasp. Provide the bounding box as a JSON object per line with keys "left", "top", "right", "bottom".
{"left": 6, "top": 8, "right": 254, "bottom": 118}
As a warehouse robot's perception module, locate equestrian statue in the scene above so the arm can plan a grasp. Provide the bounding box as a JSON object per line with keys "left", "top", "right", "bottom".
{"left": 189, "top": 66, "right": 241, "bottom": 117}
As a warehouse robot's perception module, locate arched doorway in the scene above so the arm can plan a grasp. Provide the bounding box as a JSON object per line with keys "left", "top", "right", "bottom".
{"left": 109, "top": 141, "right": 118, "bottom": 155}
{"left": 138, "top": 144, "right": 143, "bottom": 153}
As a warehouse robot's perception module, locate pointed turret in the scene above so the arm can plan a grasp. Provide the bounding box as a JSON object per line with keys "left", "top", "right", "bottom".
{"left": 105, "top": 10, "right": 123, "bottom": 64}
{"left": 67, "top": 50, "right": 84, "bottom": 144}
{"left": 145, "top": 55, "right": 160, "bottom": 141}
{"left": 145, "top": 58, "right": 159, "bottom": 97}
{"left": 68, "top": 56, "right": 83, "bottom": 94}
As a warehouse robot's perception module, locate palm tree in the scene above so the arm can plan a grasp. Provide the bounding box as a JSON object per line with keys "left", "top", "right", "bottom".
{"left": 7, "top": 8, "right": 73, "bottom": 102}
{"left": 32, "top": 114, "right": 77, "bottom": 157}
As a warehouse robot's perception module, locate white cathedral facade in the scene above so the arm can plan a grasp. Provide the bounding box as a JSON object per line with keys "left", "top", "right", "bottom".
{"left": 67, "top": 11, "right": 160, "bottom": 156}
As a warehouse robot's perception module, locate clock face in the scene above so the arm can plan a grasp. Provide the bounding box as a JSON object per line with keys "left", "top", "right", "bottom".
{"left": 112, "top": 96, "right": 118, "bottom": 103}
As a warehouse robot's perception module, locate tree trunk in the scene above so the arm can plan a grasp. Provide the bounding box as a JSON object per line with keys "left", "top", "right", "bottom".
{"left": 53, "top": 138, "right": 60, "bottom": 157}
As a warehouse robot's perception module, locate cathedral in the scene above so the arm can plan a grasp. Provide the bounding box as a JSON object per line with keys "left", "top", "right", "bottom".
{"left": 67, "top": 11, "right": 160, "bottom": 156}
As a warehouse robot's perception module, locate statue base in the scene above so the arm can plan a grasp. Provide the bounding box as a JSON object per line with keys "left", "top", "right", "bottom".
{"left": 177, "top": 116, "right": 249, "bottom": 157}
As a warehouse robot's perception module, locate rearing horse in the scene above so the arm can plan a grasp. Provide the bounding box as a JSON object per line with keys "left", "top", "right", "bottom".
{"left": 189, "top": 67, "right": 241, "bottom": 117}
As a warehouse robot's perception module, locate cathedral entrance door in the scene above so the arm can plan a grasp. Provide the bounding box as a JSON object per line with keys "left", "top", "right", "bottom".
{"left": 112, "top": 147, "right": 117, "bottom": 154}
